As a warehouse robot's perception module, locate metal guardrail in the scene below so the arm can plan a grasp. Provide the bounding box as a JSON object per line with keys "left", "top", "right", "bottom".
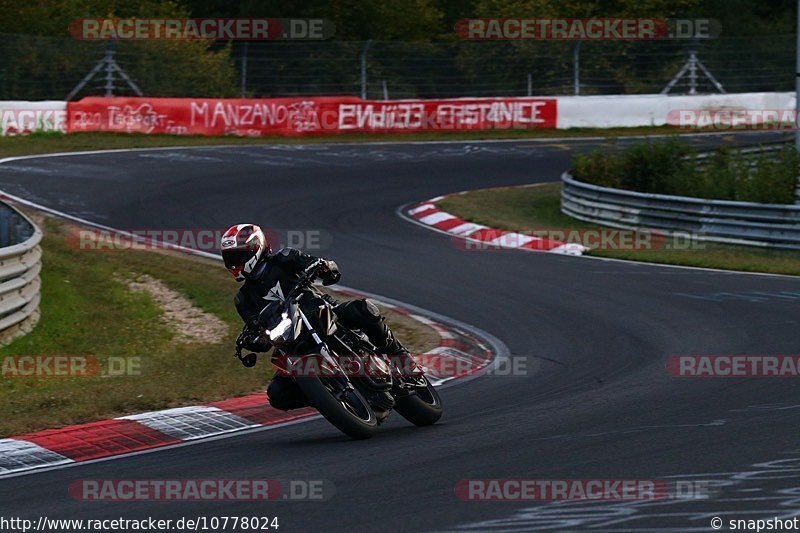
{"left": 693, "top": 144, "right": 786, "bottom": 168}
{"left": 561, "top": 168, "right": 800, "bottom": 251}
{"left": 0, "top": 204, "right": 41, "bottom": 344}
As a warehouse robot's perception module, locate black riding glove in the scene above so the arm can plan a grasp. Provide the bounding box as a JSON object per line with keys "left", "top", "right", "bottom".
{"left": 318, "top": 260, "right": 341, "bottom": 286}
{"left": 237, "top": 326, "right": 271, "bottom": 353}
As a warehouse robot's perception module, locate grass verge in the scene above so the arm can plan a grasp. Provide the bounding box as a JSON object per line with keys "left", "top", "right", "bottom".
{"left": 438, "top": 183, "right": 800, "bottom": 276}
{"left": 0, "top": 213, "right": 438, "bottom": 436}
{"left": 0, "top": 126, "right": 704, "bottom": 158}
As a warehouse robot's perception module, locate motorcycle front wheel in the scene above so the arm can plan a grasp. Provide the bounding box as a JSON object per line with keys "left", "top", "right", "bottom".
{"left": 394, "top": 375, "right": 443, "bottom": 426}
{"left": 296, "top": 376, "right": 377, "bottom": 439}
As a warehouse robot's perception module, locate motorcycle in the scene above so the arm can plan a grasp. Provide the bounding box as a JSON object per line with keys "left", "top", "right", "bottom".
{"left": 235, "top": 259, "right": 443, "bottom": 439}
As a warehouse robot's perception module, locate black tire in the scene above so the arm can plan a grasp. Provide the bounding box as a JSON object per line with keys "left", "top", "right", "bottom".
{"left": 394, "top": 377, "right": 443, "bottom": 426}
{"left": 296, "top": 377, "right": 377, "bottom": 439}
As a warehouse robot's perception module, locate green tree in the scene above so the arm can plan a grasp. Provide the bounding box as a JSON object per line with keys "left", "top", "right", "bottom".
{"left": 0, "top": 0, "right": 237, "bottom": 98}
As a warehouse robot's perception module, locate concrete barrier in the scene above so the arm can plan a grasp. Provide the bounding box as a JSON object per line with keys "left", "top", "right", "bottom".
{"left": 556, "top": 92, "right": 795, "bottom": 129}
{"left": 0, "top": 101, "right": 67, "bottom": 136}
{"left": 0, "top": 92, "right": 795, "bottom": 134}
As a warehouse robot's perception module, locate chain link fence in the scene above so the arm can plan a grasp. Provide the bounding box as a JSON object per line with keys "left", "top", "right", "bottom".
{"left": 0, "top": 32, "right": 793, "bottom": 100}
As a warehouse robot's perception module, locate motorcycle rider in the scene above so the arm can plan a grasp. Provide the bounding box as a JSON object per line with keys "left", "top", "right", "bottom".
{"left": 221, "top": 223, "right": 419, "bottom": 411}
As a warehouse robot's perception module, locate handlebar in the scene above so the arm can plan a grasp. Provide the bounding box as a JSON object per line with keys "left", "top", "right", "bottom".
{"left": 284, "top": 259, "right": 325, "bottom": 302}
{"left": 302, "top": 258, "right": 325, "bottom": 277}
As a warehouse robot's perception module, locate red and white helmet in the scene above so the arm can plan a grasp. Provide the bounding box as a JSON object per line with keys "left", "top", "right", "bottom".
{"left": 220, "top": 224, "right": 270, "bottom": 281}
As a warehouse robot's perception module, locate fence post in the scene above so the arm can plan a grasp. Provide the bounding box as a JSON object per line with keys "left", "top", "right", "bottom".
{"left": 240, "top": 42, "right": 249, "bottom": 97}
{"left": 360, "top": 40, "right": 371, "bottom": 99}
{"left": 67, "top": 38, "right": 142, "bottom": 100}
{"left": 688, "top": 50, "right": 698, "bottom": 95}
{"left": 661, "top": 49, "right": 724, "bottom": 95}
{"left": 573, "top": 41, "right": 581, "bottom": 95}
{"left": 104, "top": 40, "right": 115, "bottom": 97}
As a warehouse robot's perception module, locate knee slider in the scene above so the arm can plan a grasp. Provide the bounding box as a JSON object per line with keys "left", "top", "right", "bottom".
{"left": 267, "top": 381, "right": 292, "bottom": 410}
{"left": 268, "top": 396, "right": 292, "bottom": 411}
{"left": 359, "top": 298, "right": 382, "bottom": 323}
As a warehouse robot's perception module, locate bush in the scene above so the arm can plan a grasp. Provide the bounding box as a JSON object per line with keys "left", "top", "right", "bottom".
{"left": 572, "top": 139, "right": 799, "bottom": 204}
{"left": 620, "top": 137, "right": 696, "bottom": 195}
{"left": 572, "top": 147, "right": 623, "bottom": 188}
{"left": 572, "top": 137, "right": 697, "bottom": 195}
{"left": 737, "top": 145, "right": 798, "bottom": 204}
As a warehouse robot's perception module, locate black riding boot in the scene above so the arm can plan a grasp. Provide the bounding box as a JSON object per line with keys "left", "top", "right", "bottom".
{"left": 335, "top": 299, "right": 423, "bottom": 376}
{"left": 374, "top": 328, "right": 423, "bottom": 376}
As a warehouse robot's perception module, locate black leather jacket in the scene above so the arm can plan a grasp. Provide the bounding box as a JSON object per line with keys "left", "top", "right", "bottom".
{"left": 234, "top": 247, "right": 340, "bottom": 326}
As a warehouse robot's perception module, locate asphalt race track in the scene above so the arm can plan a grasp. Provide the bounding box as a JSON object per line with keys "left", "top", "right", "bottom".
{"left": 1, "top": 131, "right": 799, "bottom": 532}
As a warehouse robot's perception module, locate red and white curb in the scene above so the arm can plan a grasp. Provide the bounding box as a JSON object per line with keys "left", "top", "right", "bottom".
{"left": 335, "top": 288, "right": 494, "bottom": 387}
{"left": 406, "top": 195, "right": 586, "bottom": 255}
{"left": 0, "top": 297, "right": 493, "bottom": 477}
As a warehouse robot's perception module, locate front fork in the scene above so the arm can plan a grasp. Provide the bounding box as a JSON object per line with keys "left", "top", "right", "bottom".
{"left": 296, "top": 308, "right": 396, "bottom": 406}
{"left": 297, "top": 307, "right": 334, "bottom": 360}
{"left": 295, "top": 307, "right": 355, "bottom": 396}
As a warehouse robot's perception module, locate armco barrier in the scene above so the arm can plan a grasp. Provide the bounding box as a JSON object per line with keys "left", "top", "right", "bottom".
{"left": 0, "top": 204, "right": 42, "bottom": 343}
{"left": 561, "top": 170, "right": 800, "bottom": 250}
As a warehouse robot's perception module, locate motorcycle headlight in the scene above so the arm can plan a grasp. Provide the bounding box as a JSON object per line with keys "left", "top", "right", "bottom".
{"left": 268, "top": 312, "right": 293, "bottom": 342}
